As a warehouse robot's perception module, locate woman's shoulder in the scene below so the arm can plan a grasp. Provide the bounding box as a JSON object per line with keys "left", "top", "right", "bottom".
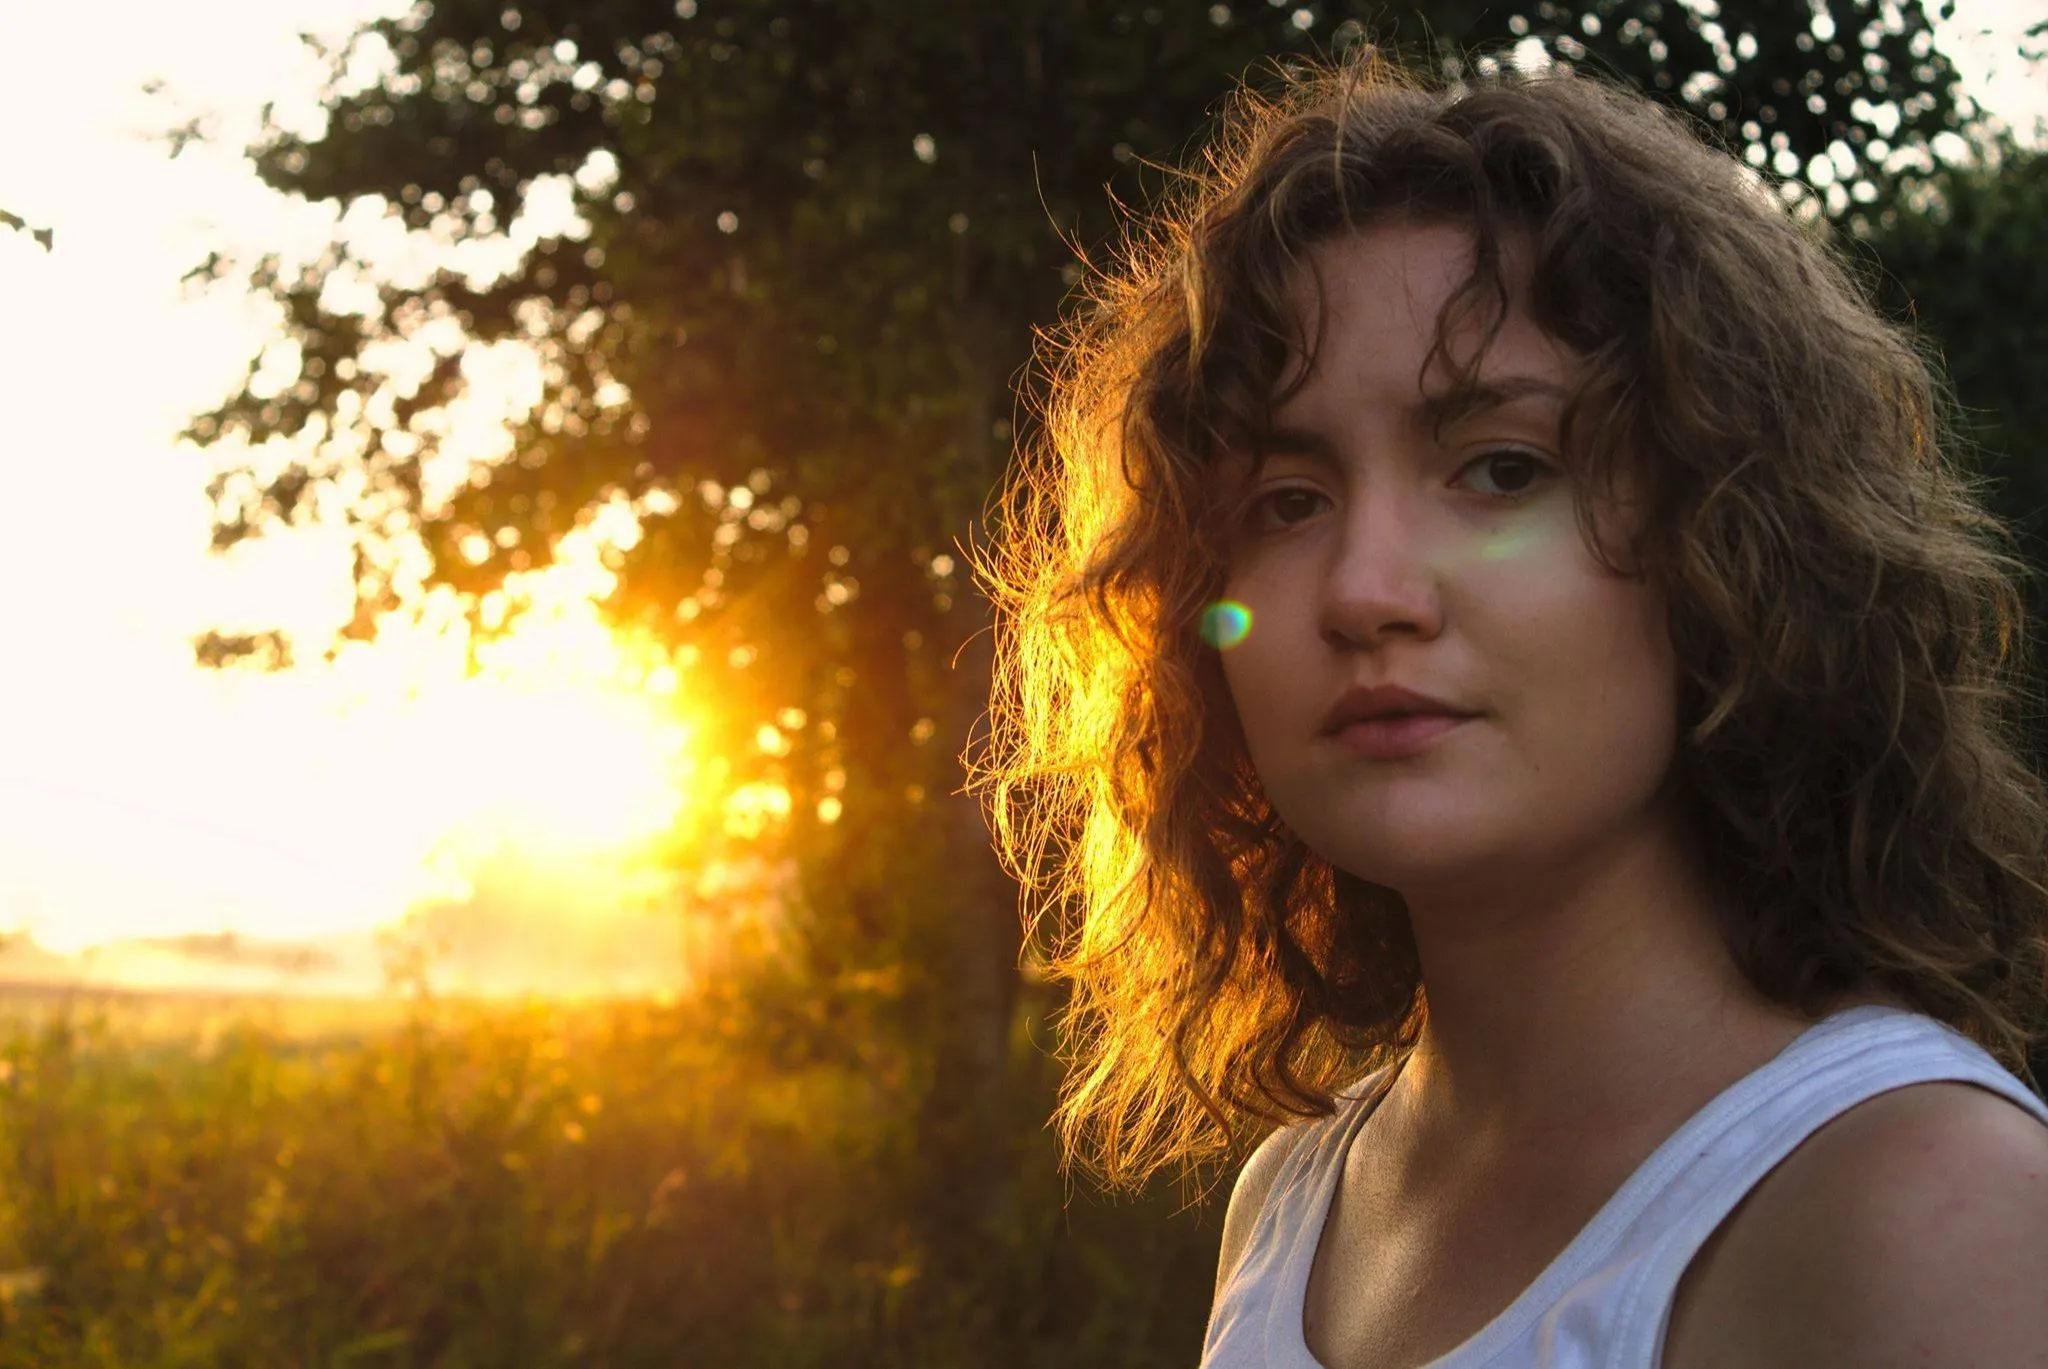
{"left": 1211, "top": 1115, "right": 1314, "bottom": 1305}
{"left": 1211, "top": 1066, "right": 1392, "bottom": 1302}
{"left": 1667, "top": 1078, "right": 2048, "bottom": 1366}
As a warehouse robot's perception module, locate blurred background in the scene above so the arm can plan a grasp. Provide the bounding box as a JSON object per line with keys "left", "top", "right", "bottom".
{"left": 0, "top": 0, "right": 2042, "bottom": 1362}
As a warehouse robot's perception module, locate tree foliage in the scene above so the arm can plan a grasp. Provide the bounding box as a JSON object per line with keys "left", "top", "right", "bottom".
{"left": 190, "top": 0, "right": 1968, "bottom": 706}
{"left": 0, "top": 207, "right": 53, "bottom": 251}
{"left": 1860, "top": 135, "right": 2048, "bottom": 757}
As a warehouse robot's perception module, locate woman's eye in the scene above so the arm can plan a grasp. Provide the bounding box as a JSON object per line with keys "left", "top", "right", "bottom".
{"left": 1456, "top": 448, "right": 1556, "bottom": 498}
{"left": 1247, "top": 487, "right": 1330, "bottom": 528}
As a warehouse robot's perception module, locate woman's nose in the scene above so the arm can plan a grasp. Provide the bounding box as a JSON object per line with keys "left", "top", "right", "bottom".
{"left": 1316, "top": 491, "right": 1445, "bottom": 648}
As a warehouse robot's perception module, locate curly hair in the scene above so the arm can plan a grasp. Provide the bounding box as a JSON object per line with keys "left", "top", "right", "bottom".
{"left": 970, "top": 44, "right": 2048, "bottom": 1190}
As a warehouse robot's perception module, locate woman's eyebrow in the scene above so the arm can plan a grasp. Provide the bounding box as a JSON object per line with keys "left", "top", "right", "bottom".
{"left": 1257, "top": 426, "right": 1342, "bottom": 467}
{"left": 1418, "top": 375, "right": 1572, "bottom": 431}
{"left": 1262, "top": 374, "right": 1571, "bottom": 463}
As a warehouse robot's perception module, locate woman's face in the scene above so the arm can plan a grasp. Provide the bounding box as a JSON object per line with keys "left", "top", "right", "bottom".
{"left": 1219, "top": 221, "right": 1681, "bottom": 901}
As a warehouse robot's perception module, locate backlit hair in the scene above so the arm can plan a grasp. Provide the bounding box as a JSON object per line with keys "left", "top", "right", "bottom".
{"left": 971, "top": 45, "right": 2048, "bottom": 1189}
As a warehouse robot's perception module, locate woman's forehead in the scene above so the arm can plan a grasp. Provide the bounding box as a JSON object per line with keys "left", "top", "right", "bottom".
{"left": 1282, "top": 218, "right": 1537, "bottom": 314}
{"left": 1274, "top": 225, "right": 1576, "bottom": 417}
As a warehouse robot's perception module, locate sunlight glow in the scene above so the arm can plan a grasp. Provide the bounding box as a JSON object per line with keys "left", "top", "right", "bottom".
{"left": 0, "top": 536, "right": 716, "bottom": 995}
{"left": 723, "top": 783, "right": 793, "bottom": 840}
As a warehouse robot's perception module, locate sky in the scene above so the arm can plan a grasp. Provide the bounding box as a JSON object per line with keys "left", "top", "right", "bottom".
{"left": 0, "top": 0, "right": 711, "bottom": 993}
{"left": 0, "top": 0, "right": 2041, "bottom": 994}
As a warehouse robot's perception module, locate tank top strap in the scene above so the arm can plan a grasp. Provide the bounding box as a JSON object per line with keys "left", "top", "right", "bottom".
{"left": 1553, "top": 1004, "right": 2048, "bottom": 1366}
{"left": 1202, "top": 1064, "right": 1397, "bottom": 1369}
{"left": 1202, "top": 1007, "right": 2048, "bottom": 1369}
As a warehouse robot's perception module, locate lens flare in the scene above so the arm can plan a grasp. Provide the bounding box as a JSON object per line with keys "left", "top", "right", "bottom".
{"left": 1199, "top": 599, "right": 1253, "bottom": 649}
{"left": 1478, "top": 526, "right": 1546, "bottom": 561}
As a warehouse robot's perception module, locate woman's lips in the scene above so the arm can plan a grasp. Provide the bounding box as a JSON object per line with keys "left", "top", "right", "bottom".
{"left": 1331, "top": 712, "right": 1474, "bottom": 760}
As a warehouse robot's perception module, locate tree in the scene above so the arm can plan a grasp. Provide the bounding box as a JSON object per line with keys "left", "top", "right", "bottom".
{"left": 1453, "top": 0, "right": 1975, "bottom": 227}
{"left": 182, "top": 0, "right": 1974, "bottom": 1272}
{"left": 0, "top": 206, "right": 52, "bottom": 251}
{"left": 1862, "top": 134, "right": 2048, "bottom": 1088}
{"left": 1859, "top": 134, "right": 2048, "bottom": 754}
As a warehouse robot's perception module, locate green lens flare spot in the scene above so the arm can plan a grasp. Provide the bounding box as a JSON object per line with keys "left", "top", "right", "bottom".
{"left": 1199, "top": 600, "right": 1253, "bottom": 649}
{"left": 1479, "top": 527, "right": 1542, "bottom": 562}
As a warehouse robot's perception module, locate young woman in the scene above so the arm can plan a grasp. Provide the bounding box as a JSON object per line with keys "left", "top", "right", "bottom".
{"left": 976, "top": 44, "right": 2048, "bottom": 1368}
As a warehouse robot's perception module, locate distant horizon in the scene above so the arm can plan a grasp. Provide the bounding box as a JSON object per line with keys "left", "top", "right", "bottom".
{"left": 0, "top": 917, "right": 693, "bottom": 1001}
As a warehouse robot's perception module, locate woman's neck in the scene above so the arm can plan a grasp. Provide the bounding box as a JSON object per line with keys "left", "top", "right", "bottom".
{"left": 1383, "top": 804, "right": 1811, "bottom": 1157}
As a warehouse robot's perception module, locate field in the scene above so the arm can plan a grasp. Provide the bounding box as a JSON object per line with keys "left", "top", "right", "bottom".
{"left": 0, "top": 984, "right": 1223, "bottom": 1368}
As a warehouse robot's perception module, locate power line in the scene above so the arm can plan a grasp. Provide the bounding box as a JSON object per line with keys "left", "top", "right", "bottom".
{"left": 0, "top": 772, "right": 411, "bottom": 901}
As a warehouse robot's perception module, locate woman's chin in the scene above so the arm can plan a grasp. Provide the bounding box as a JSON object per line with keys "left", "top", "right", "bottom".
{"left": 1316, "top": 827, "right": 1530, "bottom": 899}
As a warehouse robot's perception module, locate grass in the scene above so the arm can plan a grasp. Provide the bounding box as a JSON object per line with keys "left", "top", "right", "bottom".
{"left": 0, "top": 987, "right": 1224, "bottom": 1368}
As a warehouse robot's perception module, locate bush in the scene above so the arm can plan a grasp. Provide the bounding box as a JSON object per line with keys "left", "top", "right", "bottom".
{"left": 0, "top": 991, "right": 1222, "bottom": 1368}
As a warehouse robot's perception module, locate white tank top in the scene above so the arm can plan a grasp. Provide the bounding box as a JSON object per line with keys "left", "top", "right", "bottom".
{"left": 1200, "top": 1004, "right": 2048, "bottom": 1368}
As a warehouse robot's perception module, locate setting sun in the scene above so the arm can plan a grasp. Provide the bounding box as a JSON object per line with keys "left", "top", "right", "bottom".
{"left": 0, "top": 531, "right": 717, "bottom": 995}
{"left": 419, "top": 580, "right": 708, "bottom": 861}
